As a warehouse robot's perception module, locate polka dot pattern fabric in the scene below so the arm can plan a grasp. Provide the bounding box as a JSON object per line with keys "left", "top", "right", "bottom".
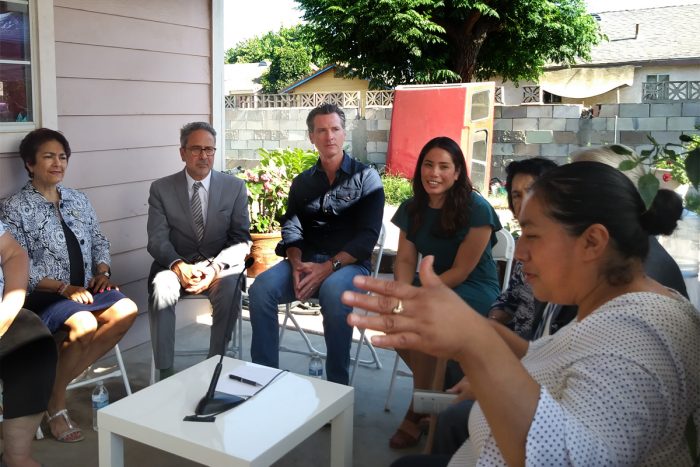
{"left": 454, "top": 291, "right": 700, "bottom": 467}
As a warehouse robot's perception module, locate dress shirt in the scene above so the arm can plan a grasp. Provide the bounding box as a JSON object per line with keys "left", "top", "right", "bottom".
{"left": 276, "top": 152, "right": 384, "bottom": 270}
{"left": 185, "top": 170, "right": 211, "bottom": 225}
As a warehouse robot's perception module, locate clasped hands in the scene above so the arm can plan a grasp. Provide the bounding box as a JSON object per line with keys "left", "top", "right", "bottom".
{"left": 292, "top": 260, "right": 332, "bottom": 301}
{"left": 172, "top": 260, "right": 217, "bottom": 294}
{"left": 62, "top": 273, "right": 119, "bottom": 304}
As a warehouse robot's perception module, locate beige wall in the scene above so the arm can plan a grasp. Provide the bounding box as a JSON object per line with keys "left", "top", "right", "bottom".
{"left": 290, "top": 69, "right": 370, "bottom": 94}
{"left": 1, "top": 0, "right": 215, "bottom": 349}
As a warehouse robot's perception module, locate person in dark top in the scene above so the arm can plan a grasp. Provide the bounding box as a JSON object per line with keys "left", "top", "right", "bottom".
{"left": 0, "top": 223, "right": 57, "bottom": 466}
{"left": 248, "top": 104, "right": 384, "bottom": 385}
{"left": 1, "top": 129, "right": 138, "bottom": 443}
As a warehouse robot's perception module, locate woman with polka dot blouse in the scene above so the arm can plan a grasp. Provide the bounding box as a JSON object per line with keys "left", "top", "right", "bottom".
{"left": 343, "top": 162, "right": 700, "bottom": 466}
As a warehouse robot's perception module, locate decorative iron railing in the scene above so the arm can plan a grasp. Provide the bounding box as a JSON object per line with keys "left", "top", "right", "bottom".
{"left": 522, "top": 86, "right": 542, "bottom": 104}
{"left": 642, "top": 81, "right": 700, "bottom": 102}
{"left": 494, "top": 86, "right": 504, "bottom": 105}
{"left": 226, "top": 91, "right": 368, "bottom": 109}
{"left": 366, "top": 90, "right": 394, "bottom": 106}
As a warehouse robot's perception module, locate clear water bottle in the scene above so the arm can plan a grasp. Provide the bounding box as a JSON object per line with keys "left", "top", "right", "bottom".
{"left": 308, "top": 353, "right": 323, "bottom": 378}
{"left": 92, "top": 381, "right": 109, "bottom": 431}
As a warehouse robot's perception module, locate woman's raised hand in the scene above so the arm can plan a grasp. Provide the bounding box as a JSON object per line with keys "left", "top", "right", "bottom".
{"left": 343, "top": 256, "right": 479, "bottom": 361}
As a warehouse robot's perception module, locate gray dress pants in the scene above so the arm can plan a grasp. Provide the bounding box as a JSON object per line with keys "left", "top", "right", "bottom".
{"left": 147, "top": 262, "right": 242, "bottom": 369}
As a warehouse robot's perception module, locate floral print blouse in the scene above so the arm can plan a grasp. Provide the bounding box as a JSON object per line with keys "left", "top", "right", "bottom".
{"left": 0, "top": 182, "right": 111, "bottom": 292}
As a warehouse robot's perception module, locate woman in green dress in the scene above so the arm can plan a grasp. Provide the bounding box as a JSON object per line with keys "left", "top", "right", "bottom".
{"left": 389, "top": 136, "right": 501, "bottom": 449}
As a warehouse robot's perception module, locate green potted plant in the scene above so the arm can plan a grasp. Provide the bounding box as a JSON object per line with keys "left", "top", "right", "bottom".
{"left": 613, "top": 134, "right": 700, "bottom": 209}
{"left": 238, "top": 148, "right": 317, "bottom": 276}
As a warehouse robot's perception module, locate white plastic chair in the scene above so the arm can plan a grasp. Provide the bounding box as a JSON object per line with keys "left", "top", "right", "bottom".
{"left": 278, "top": 223, "right": 387, "bottom": 385}
{"left": 34, "top": 343, "right": 131, "bottom": 439}
{"left": 383, "top": 227, "right": 516, "bottom": 411}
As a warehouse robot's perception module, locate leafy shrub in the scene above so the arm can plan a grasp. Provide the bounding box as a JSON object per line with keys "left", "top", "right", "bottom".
{"left": 381, "top": 171, "right": 413, "bottom": 206}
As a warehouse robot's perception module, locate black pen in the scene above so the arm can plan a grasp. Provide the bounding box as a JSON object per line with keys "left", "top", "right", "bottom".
{"left": 229, "top": 374, "right": 261, "bottom": 387}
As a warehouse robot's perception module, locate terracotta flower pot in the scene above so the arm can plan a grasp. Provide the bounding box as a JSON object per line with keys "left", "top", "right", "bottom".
{"left": 247, "top": 231, "right": 283, "bottom": 278}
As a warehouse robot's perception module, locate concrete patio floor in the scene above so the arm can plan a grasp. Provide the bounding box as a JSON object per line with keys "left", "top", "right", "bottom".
{"left": 24, "top": 314, "right": 426, "bottom": 467}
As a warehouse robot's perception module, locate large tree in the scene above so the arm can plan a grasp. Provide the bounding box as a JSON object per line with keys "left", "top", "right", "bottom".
{"left": 295, "top": 0, "right": 602, "bottom": 87}
{"left": 225, "top": 25, "right": 328, "bottom": 93}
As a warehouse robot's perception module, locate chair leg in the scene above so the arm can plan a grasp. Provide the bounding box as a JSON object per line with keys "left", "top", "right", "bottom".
{"left": 279, "top": 303, "right": 325, "bottom": 358}
{"left": 423, "top": 358, "right": 448, "bottom": 454}
{"left": 149, "top": 354, "right": 156, "bottom": 386}
{"left": 384, "top": 352, "right": 401, "bottom": 411}
{"left": 113, "top": 344, "right": 132, "bottom": 396}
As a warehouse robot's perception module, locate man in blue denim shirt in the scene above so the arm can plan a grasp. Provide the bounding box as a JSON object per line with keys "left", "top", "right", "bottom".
{"left": 249, "top": 104, "right": 384, "bottom": 384}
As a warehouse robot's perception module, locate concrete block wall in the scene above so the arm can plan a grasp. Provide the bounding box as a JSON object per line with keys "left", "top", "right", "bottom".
{"left": 224, "top": 107, "right": 391, "bottom": 169}
{"left": 491, "top": 102, "right": 700, "bottom": 180}
{"left": 225, "top": 103, "right": 700, "bottom": 179}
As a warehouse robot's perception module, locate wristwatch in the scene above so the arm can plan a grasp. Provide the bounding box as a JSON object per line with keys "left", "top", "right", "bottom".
{"left": 331, "top": 258, "right": 342, "bottom": 272}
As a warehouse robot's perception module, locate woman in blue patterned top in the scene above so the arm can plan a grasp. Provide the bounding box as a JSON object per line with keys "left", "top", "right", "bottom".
{"left": 1, "top": 129, "right": 138, "bottom": 443}
{"left": 388, "top": 136, "right": 501, "bottom": 449}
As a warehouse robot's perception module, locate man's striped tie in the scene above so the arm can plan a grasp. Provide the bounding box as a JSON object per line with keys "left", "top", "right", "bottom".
{"left": 191, "top": 181, "right": 205, "bottom": 242}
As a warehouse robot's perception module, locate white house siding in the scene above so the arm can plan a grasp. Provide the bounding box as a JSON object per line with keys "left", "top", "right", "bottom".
{"left": 51, "top": 0, "right": 213, "bottom": 348}
{"left": 495, "top": 63, "right": 700, "bottom": 107}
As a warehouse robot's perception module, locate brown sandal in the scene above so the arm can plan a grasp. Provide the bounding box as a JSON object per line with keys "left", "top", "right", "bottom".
{"left": 389, "top": 416, "right": 424, "bottom": 449}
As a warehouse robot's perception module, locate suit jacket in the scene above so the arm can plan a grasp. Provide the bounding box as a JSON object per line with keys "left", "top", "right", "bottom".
{"left": 147, "top": 169, "right": 251, "bottom": 271}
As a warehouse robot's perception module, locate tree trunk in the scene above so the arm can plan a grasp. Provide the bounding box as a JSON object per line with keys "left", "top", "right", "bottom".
{"left": 440, "top": 14, "right": 500, "bottom": 82}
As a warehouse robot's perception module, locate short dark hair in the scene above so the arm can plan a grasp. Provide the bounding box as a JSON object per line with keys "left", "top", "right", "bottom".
{"left": 531, "top": 161, "right": 683, "bottom": 285}
{"left": 306, "top": 104, "right": 346, "bottom": 133}
{"left": 504, "top": 157, "right": 557, "bottom": 212}
{"left": 19, "top": 128, "right": 71, "bottom": 178}
{"left": 180, "top": 122, "right": 216, "bottom": 148}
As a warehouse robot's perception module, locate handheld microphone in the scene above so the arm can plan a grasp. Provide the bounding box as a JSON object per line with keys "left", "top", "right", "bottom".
{"left": 194, "top": 257, "right": 255, "bottom": 417}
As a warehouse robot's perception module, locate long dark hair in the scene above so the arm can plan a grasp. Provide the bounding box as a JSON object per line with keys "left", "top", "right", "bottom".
{"left": 408, "top": 136, "right": 473, "bottom": 237}
{"left": 531, "top": 161, "right": 683, "bottom": 285}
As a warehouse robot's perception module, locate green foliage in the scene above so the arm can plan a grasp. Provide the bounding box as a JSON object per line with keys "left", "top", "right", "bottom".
{"left": 615, "top": 133, "right": 700, "bottom": 209}
{"left": 259, "top": 44, "right": 312, "bottom": 93}
{"left": 225, "top": 25, "right": 330, "bottom": 93}
{"left": 238, "top": 148, "right": 317, "bottom": 233}
{"left": 295, "top": 0, "right": 601, "bottom": 87}
{"left": 381, "top": 172, "right": 413, "bottom": 206}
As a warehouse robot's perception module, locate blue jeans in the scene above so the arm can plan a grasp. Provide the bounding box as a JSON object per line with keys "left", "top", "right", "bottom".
{"left": 249, "top": 256, "right": 368, "bottom": 385}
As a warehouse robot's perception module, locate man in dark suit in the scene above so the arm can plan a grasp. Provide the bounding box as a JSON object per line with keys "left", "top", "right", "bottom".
{"left": 147, "top": 122, "right": 251, "bottom": 380}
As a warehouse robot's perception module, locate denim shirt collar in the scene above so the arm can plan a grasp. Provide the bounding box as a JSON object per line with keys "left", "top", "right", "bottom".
{"left": 310, "top": 151, "right": 353, "bottom": 178}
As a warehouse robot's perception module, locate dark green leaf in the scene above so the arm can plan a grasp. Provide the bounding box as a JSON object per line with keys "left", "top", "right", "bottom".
{"left": 646, "top": 134, "right": 659, "bottom": 146}
{"left": 685, "top": 148, "right": 700, "bottom": 189}
{"left": 679, "top": 134, "right": 693, "bottom": 143}
{"left": 638, "top": 173, "right": 660, "bottom": 210}
{"left": 610, "top": 145, "right": 632, "bottom": 156}
{"left": 640, "top": 149, "right": 652, "bottom": 158}
{"left": 618, "top": 160, "right": 637, "bottom": 171}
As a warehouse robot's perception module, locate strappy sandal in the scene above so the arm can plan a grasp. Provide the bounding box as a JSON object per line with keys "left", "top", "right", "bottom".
{"left": 46, "top": 409, "right": 84, "bottom": 443}
{"left": 389, "top": 417, "right": 423, "bottom": 449}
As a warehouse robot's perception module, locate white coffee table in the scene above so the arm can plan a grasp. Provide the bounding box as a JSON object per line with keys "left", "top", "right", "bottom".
{"left": 98, "top": 357, "right": 354, "bottom": 467}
